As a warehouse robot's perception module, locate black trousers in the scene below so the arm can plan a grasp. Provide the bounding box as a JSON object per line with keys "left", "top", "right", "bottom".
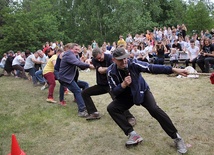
{"left": 81, "top": 84, "right": 134, "bottom": 119}
{"left": 107, "top": 89, "right": 178, "bottom": 139}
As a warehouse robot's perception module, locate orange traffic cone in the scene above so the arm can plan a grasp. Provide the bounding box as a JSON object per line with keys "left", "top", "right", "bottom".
{"left": 210, "top": 72, "right": 214, "bottom": 84}
{"left": 8, "top": 134, "right": 26, "bottom": 155}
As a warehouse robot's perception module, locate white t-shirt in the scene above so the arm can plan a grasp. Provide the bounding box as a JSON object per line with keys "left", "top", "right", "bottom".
{"left": 24, "top": 54, "right": 36, "bottom": 69}
{"left": 38, "top": 55, "right": 48, "bottom": 70}
{"left": 104, "top": 50, "right": 111, "bottom": 55}
{"left": 131, "top": 49, "right": 140, "bottom": 59}
{"left": 0, "top": 57, "right": 6, "bottom": 66}
{"left": 187, "top": 46, "right": 199, "bottom": 59}
{"left": 12, "top": 55, "right": 24, "bottom": 66}
{"left": 139, "top": 49, "right": 150, "bottom": 62}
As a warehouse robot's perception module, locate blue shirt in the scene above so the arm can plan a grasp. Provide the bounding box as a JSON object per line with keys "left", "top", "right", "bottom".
{"left": 59, "top": 50, "right": 89, "bottom": 84}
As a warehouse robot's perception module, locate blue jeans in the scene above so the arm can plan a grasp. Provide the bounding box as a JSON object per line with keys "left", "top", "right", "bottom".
{"left": 59, "top": 79, "right": 89, "bottom": 102}
{"left": 77, "top": 80, "right": 89, "bottom": 90}
{"left": 25, "top": 68, "right": 37, "bottom": 84}
{"left": 59, "top": 80, "right": 86, "bottom": 112}
{"left": 35, "top": 70, "right": 46, "bottom": 84}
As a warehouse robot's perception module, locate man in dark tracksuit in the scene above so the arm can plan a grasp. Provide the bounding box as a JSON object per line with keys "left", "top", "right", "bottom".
{"left": 107, "top": 47, "right": 188, "bottom": 154}
{"left": 82, "top": 47, "right": 136, "bottom": 125}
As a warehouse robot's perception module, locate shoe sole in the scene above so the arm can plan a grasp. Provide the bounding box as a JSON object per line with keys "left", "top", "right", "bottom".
{"left": 125, "top": 138, "right": 143, "bottom": 147}
{"left": 86, "top": 116, "right": 101, "bottom": 121}
{"left": 125, "top": 141, "right": 143, "bottom": 147}
{"left": 46, "top": 100, "right": 57, "bottom": 104}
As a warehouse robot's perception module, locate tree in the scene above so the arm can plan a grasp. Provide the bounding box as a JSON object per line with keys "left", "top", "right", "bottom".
{"left": 0, "top": 0, "right": 63, "bottom": 53}
{"left": 184, "top": 1, "right": 214, "bottom": 34}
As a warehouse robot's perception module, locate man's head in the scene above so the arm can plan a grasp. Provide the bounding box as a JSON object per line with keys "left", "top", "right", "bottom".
{"left": 92, "top": 47, "right": 104, "bottom": 62}
{"left": 8, "top": 50, "right": 14, "bottom": 56}
{"left": 37, "top": 50, "right": 44, "bottom": 58}
{"left": 112, "top": 48, "right": 129, "bottom": 69}
{"left": 64, "top": 43, "right": 79, "bottom": 55}
{"left": 190, "top": 39, "right": 195, "bottom": 46}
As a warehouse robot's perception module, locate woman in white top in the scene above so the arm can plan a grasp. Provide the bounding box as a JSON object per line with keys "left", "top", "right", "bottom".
{"left": 185, "top": 39, "right": 199, "bottom": 69}
{"left": 138, "top": 42, "right": 149, "bottom": 62}
{"left": 130, "top": 44, "right": 140, "bottom": 59}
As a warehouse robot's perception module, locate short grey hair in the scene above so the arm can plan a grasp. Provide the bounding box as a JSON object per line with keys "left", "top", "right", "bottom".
{"left": 92, "top": 47, "right": 102, "bottom": 58}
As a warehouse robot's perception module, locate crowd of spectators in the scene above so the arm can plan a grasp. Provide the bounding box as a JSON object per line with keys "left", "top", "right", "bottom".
{"left": 0, "top": 24, "right": 214, "bottom": 101}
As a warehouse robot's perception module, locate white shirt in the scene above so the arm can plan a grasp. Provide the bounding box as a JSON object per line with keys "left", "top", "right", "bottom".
{"left": 12, "top": 55, "right": 24, "bottom": 66}
{"left": 38, "top": 55, "right": 48, "bottom": 70}
{"left": 139, "top": 49, "right": 150, "bottom": 62}
{"left": 0, "top": 57, "right": 6, "bottom": 66}
{"left": 104, "top": 50, "right": 111, "bottom": 55}
{"left": 131, "top": 49, "right": 140, "bottom": 59}
{"left": 24, "top": 54, "right": 36, "bottom": 69}
{"left": 187, "top": 46, "right": 199, "bottom": 59}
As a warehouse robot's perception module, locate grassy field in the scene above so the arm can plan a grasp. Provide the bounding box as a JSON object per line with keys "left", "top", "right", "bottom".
{"left": 0, "top": 69, "right": 213, "bottom": 155}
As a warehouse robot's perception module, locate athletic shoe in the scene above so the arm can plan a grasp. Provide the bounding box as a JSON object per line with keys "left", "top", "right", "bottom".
{"left": 41, "top": 83, "right": 48, "bottom": 90}
{"left": 46, "top": 98, "right": 57, "bottom": 103}
{"left": 128, "top": 117, "right": 136, "bottom": 127}
{"left": 86, "top": 112, "right": 101, "bottom": 120}
{"left": 78, "top": 110, "right": 88, "bottom": 117}
{"left": 174, "top": 133, "right": 187, "bottom": 154}
{"left": 125, "top": 134, "right": 143, "bottom": 146}
{"left": 59, "top": 100, "right": 66, "bottom": 106}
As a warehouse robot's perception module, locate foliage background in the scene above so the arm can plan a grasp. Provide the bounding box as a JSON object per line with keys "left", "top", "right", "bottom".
{"left": 0, "top": 0, "right": 214, "bottom": 54}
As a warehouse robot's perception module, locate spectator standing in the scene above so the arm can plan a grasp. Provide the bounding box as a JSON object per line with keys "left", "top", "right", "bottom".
{"left": 117, "top": 35, "right": 126, "bottom": 47}
{"left": 204, "top": 30, "right": 212, "bottom": 39}
{"left": 181, "top": 24, "right": 187, "bottom": 38}
{"left": 126, "top": 33, "right": 133, "bottom": 43}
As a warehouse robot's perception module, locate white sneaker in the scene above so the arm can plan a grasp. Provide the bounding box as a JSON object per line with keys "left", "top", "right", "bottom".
{"left": 41, "top": 83, "right": 48, "bottom": 90}
{"left": 174, "top": 133, "right": 187, "bottom": 154}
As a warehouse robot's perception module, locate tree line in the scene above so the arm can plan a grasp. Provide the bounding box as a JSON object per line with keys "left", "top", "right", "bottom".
{"left": 0, "top": 0, "right": 213, "bottom": 55}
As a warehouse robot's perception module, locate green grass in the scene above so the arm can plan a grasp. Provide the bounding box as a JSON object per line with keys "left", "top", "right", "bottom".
{"left": 0, "top": 69, "right": 214, "bottom": 155}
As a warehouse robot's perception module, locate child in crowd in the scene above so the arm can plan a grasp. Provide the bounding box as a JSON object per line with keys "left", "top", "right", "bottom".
{"left": 169, "top": 48, "right": 179, "bottom": 67}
